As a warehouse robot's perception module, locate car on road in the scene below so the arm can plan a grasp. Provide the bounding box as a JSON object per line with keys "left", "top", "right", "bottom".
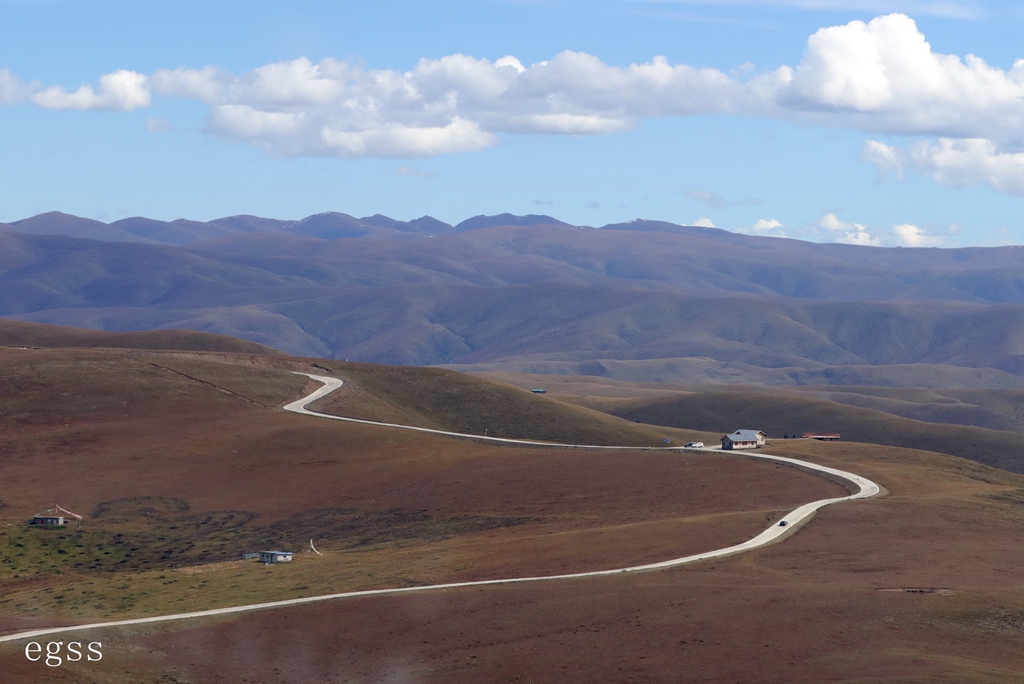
{"left": 779, "top": 521, "right": 788, "bottom": 527}
{"left": 684, "top": 442, "right": 704, "bottom": 448}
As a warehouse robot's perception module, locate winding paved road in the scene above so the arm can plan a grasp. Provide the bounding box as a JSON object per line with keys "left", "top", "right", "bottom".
{"left": 0, "top": 372, "right": 880, "bottom": 645}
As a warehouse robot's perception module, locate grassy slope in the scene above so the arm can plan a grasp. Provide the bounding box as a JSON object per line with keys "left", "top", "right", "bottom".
{"left": 9, "top": 436, "right": 1024, "bottom": 683}
{"left": 780, "top": 385, "right": 1024, "bottom": 433}
{"left": 478, "top": 371, "right": 1024, "bottom": 437}
{"left": 605, "top": 390, "right": 1024, "bottom": 473}
{"left": 0, "top": 318, "right": 278, "bottom": 354}
{"left": 5, "top": 335, "right": 1024, "bottom": 681}
{"left": 0, "top": 346, "right": 826, "bottom": 630}
{"left": 303, "top": 360, "right": 715, "bottom": 446}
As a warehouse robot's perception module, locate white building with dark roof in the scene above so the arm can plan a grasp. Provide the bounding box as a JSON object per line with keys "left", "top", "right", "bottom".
{"left": 721, "top": 430, "right": 767, "bottom": 450}
{"left": 259, "top": 550, "right": 294, "bottom": 564}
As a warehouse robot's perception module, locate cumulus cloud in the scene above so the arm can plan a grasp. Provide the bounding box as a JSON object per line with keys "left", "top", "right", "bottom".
{"left": 780, "top": 14, "right": 1024, "bottom": 144}
{"left": 892, "top": 222, "right": 945, "bottom": 247}
{"left": 691, "top": 217, "right": 716, "bottom": 227}
{"left": 156, "top": 15, "right": 1024, "bottom": 161}
{"left": 150, "top": 65, "right": 225, "bottom": 102}
{"left": 864, "top": 137, "right": 1024, "bottom": 195}
{"left": 862, "top": 139, "right": 905, "bottom": 179}
{"left": 907, "top": 138, "right": 1024, "bottom": 195}
{"left": 819, "top": 213, "right": 881, "bottom": 245}
{"left": 747, "top": 218, "right": 787, "bottom": 237}
{"left": 734, "top": 218, "right": 787, "bottom": 238}
{"left": 7, "top": 13, "right": 1024, "bottom": 169}
{"left": 33, "top": 70, "right": 150, "bottom": 111}
{"left": 0, "top": 69, "right": 31, "bottom": 105}
{"left": 146, "top": 52, "right": 748, "bottom": 157}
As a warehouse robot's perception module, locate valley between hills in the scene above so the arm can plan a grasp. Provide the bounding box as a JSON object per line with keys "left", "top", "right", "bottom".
{"left": 1, "top": 323, "right": 1024, "bottom": 683}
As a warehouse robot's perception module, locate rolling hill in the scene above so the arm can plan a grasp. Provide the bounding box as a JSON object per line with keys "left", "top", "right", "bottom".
{"left": 0, "top": 318, "right": 278, "bottom": 354}
{"left": 597, "top": 389, "right": 1024, "bottom": 474}
{"left": 4, "top": 333, "right": 1024, "bottom": 682}
{"left": 0, "top": 340, "right": 819, "bottom": 630}
{"left": 3, "top": 211, "right": 1024, "bottom": 386}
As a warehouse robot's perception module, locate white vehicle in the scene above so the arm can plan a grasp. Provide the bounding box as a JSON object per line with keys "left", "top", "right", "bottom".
{"left": 684, "top": 441, "right": 704, "bottom": 449}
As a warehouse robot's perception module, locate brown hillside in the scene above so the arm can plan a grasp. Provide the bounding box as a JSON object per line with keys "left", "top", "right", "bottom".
{"left": 607, "top": 390, "right": 1024, "bottom": 474}
{"left": 0, "top": 346, "right": 833, "bottom": 629}
{"left": 476, "top": 371, "right": 1024, "bottom": 435}
{"left": 7, "top": 433, "right": 1024, "bottom": 682}
{"left": 0, "top": 318, "right": 278, "bottom": 354}
{"left": 300, "top": 360, "right": 712, "bottom": 447}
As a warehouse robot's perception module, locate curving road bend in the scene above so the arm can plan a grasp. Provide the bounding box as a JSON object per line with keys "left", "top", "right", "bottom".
{"left": 0, "top": 372, "right": 880, "bottom": 645}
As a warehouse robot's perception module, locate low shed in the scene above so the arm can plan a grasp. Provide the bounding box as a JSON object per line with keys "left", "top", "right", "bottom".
{"left": 30, "top": 514, "right": 66, "bottom": 527}
{"left": 259, "top": 550, "right": 294, "bottom": 564}
{"left": 804, "top": 432, "right": 841, "bottom": 441}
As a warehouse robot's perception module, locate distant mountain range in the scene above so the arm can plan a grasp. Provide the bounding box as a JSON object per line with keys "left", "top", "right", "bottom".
{"left": 2, "top": 211, "right": 576, "bottom": 246}
{"left": 2, "top": 211, "right": 1023, "bottom": 387}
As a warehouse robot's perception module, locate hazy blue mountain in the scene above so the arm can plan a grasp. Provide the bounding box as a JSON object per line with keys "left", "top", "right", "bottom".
{"left": 3, "top": 213, "right": 1024, "bottom": 386}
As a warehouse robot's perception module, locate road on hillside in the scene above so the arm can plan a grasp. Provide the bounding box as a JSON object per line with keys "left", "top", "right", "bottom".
{"left": 0, "top": 372, "right": 880, "bottom": 645}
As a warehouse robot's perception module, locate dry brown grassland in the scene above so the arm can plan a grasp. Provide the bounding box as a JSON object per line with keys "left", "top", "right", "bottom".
{"left": 3, "top": 343, "right": 1024, "bottom": 682}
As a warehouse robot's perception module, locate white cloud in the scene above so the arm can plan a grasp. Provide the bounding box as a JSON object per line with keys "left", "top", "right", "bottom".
{"left": 319, "top": 117, "right": 497, "bottom": 158}
{"left": 155, "top": 16, "right": 1024, "bottom": 160}
{"left": 691, "top": 217, "right": 716, "bottom": 227}
{"left": 892, "top": 222, "right": 945, "bottom": 247}
{"left": 150, "top": 65, "right": 225, "bottom": 102}
{"left": 749, "top": 218, "right": 787, "bottom": 236}
{"left": 141, "top": 51, "right": 746, "bottom": 157}
{"left": 864, "top": 137, "right": 1024, "bottom": 195}
{"left": 779, "top": 14, "right": 1024, "bottom": 144}
{"left": 8, "top": 13, "right": 1024, "bottom": 170}
{"left": 32, "top": 69, "right": 150, "bottom": 111}
{"left": 0, "top": 68, "right": 31, "bottom": 105}
{"left": 907, "top": 138, "right": 1024, "bottom": 195}
{"left": 819, "top": 213, "right": 881, "bottom": 245}
{"left": 735, "top": 218, "right": 787, "bottom": 237}
{"left": 862, "top": 139, "right": 904, "bottom": 179}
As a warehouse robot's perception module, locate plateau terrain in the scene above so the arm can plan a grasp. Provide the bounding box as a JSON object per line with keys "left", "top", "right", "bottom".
{"left": 1, "top": 322, "right": 1024, "bottom": 682}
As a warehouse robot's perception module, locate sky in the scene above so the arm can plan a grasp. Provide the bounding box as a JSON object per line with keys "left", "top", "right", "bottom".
{"left": 2, "top": 0, "right": 1024, "bottom": 247}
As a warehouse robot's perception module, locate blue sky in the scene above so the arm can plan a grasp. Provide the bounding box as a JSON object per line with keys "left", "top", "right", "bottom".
{"left": 2, "top": 0, "right": 1023, "bottom": 246}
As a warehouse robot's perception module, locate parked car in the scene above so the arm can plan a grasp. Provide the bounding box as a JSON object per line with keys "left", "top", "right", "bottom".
{"left": 684, "top": 442, "right": 704, "bottom": 448}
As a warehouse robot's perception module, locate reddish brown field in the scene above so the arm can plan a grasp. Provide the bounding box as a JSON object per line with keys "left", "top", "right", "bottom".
{"left": 0, "top": 344, "right": 871, "bottom": 682}
{"left": 5, "top": 434, "right": 1024, "bottom": 683}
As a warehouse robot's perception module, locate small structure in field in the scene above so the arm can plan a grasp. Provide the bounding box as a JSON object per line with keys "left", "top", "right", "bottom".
{"left": 721, "top": 430, "right": 767, "bottom": 450}
{"left": 259, "top": 550, "right": 294, "bottom": 564}
{"left": 30, "top": 514, "right": 66, "bottom": 527}
{"left": 530, "top": 388, "right": 547, "bottom": 394}
{"left": 804, "top": 432, "right": 841, "bottom": 441}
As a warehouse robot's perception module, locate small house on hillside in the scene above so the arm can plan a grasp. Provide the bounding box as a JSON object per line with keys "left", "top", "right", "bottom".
{"left": 803, "top": 432, "right": 841, "bottom": 441}
{"left": 721, "top": 430, "right": 767, "bottom": 450}
{"left": 30, "top": 514, "right": 65, "bottom": 527}
{"left": 259, "top": 550, "right": 294, "bottom": 564}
